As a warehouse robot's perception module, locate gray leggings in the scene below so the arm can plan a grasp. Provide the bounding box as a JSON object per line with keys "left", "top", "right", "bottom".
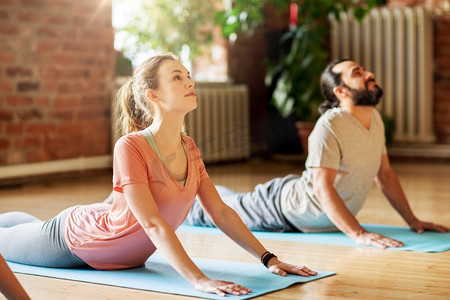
{"left": 0, "top": 207, "right": 87, "bottom": 268}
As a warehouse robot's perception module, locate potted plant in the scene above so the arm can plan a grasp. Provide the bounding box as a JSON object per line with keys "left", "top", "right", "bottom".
{"left": 265, "top": 1, "right": 386, "bottom": 153}
{"left": 264, "top": 3, "right": 329, "bottom": 153}
{"left": 215, "top": 0, "right": 386, "bottom": 154}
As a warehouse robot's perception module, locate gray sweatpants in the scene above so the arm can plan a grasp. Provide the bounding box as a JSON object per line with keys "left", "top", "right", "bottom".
{"left": 185, "top": 175, "right": 298, "bottom": 232}
{"left": 0, "top": 207, "right": 87, "bottom": 268}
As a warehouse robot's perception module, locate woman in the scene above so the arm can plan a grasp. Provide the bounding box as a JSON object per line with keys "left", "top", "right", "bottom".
{"left": 0, "top": 54, "right": 316, "bottom": 297}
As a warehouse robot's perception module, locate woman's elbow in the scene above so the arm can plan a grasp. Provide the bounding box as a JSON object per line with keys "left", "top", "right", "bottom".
{"left": 141, "top": 218, "right": 168, "bottom": 236}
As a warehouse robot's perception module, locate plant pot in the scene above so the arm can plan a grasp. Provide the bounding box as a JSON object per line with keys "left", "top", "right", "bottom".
{"left": 295, "top": 121, "right": 315, "bottom": 155}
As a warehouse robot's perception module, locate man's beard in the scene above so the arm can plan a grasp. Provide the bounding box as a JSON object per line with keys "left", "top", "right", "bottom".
{"left": 345, "top": 80, "right": 383, "bottom": 106}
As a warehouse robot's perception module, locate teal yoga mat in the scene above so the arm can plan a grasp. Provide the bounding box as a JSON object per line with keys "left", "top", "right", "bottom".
{"left": 178, "top": 224, "right": 450, "bottom": 253}
{"left": 8, "top": 253, "right": 335, "bottom": 300}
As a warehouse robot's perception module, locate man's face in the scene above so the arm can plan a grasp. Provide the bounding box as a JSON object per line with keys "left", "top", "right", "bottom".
{"left": 332, "top": 61, "right": 383, "bottom": 106}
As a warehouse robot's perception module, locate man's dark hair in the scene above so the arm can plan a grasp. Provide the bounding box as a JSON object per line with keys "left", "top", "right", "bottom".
{"left": 318, "top": 58, "right": 351, "bottom": 115}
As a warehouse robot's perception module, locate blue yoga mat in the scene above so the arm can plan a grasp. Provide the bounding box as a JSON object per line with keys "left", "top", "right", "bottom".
{"left": 178, "top": 224, "right": 450, "bottom": 253}
{"left": 8, "top": 253, "right": 335, "bottom": 299}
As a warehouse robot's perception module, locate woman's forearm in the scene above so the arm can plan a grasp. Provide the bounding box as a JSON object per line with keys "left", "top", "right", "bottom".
{"left": 0, "top": 255, "right": 30, "bottom": 300}
{"left": 144, "top": 219, "right": 206, "bottom": 285}
{"left": 212, "top": 207, "right": 267, "bottom": 260}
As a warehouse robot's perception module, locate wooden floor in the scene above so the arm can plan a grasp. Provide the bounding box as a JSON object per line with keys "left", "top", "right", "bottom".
{"left": 1, "top": 158, "right": 449, "bottom": 299}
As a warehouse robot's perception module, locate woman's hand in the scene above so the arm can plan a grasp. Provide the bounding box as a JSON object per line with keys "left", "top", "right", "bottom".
{"left": 409, "top": 219, "right": 450, "bottom": 234}
{"left": 267, "top": 257, "right": 317, "bottom": 277}
{"left": 354, "top": 231, "right": 404, "bottom": 248}
{"left": 194, "top": 277, "right": 252, "bottom": 297}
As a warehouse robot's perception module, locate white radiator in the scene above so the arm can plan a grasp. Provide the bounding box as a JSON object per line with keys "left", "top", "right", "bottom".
{"left": 330, "top": 7, "right": 436, "bottom": 143}
{"left": 186, "top": 82, "right": 251, "bottom": 163}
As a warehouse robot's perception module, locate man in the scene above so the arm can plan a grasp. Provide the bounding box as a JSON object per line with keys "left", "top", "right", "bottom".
{"left": 186, "top": 59, "right": 449, "bottom": 248}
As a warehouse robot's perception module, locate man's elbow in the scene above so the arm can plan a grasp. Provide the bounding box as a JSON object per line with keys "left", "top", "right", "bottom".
{"left": 313, "top": 185, "right": 328, "bottom": 203}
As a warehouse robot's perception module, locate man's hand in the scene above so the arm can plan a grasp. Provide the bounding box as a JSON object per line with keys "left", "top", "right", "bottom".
{"left": 354, "top": 231, "right": 404, "bottom": 248}
{"left": 409, "top": 220, "right": 450, "bottom": 234}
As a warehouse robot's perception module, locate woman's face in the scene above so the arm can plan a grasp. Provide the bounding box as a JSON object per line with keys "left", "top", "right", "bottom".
{"left": 151, "top": 60, "right": 197, "bottom": 113}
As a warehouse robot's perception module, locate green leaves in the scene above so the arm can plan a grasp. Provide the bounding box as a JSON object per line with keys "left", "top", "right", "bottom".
{"left": 115, "top": 0, "right": 218, "bottom": 62}
{"left": 262, "top": 0, "right": 386, "bottom": 121}
{"left": 214, "top": 0, "right": 265, "bottom": 38}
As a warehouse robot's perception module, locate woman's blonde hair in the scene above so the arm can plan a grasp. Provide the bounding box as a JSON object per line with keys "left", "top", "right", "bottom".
{"left": 115, "top": 53, "right": 178, "bottom": 135}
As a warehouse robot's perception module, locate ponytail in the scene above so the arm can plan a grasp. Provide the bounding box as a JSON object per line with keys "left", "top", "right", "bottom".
{"left": 318, "top": 99, "right": 340, "bottom": 115}
{"left": 319, "top": 58, "right": 351, "bottom": 115}
{"left": 115, "top": 78, "right": 153, "bottom": 136}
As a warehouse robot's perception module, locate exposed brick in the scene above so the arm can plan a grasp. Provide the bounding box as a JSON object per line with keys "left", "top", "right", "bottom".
{"left": 5, "top": 96, "right": 33, "bottom": 106}
{"left": 73, "top": 15, "right": 111, "bottom": 27}
{"left": 25, "top": 123, "right": 55, "bottom": 134}
{"left": 53, "top": 97, "right": 81, "bottom": 108}
{"left": 0, "top": 24, "right": 31, "bottom": 36}
{"left": 0, "top": 9, "right": 9, "bottom": 20}
{"left": 17, "top": 109, "right": 43, "bottom": 121}
{"left": 62, "top": 41, "right": 95, "bottom": 53}
{"left": 55, "top": 124, "right": 80, "bottom": 136}
{"left": 19, "top": 0, "right": 46, "bottom": 7}
{"left": 13, "top": 137, "right": 41, "bottom": 149}
{"left": 39, "top": 66, "right": 87, "bottom": 80}
{"left": 6, "top": 67, "right": 33, "bottom": 77}
{"left": 0, "top": 0, "right": 14, "bottom": 5}
{"left": 0, "top": 81, "right": 13, "bottom": 92}
{"left": 50, "top": 53, "right": 77, "bottom": 65}
{"left": 0, "top": 52, "right": 14, "bottom": 63}
{"left": 42, "top": 13, "right": 68, "bottom": 25}
{"left": 36, "top": 40, "right": 59, "bottom": 52}
{"left": 37, "top": 26, "right": 68, "bottom": 39}
{"left": 35, "top": 97, "right": 49, "bottom": 106}
{"left": 25, "top": 149, "right": 52, "bottom": 163}
{"left": 6, "top": 124, "right": 23, "bottom": 135}
{"left": 77, "top": 108, "right": 109, "bottom": 121}
{"left": 0, "top": 139, "right": 9, "bottom": 149}
{"left": 6, "top": 151, "right": 23, "bottom": 164}
{"left": 17, "top": 81, "right": 40, "bottom": 92}
{"left": 48, "top": 110, "right": 74, "bottom": 121}
{"left": 81, "top": 95, "right": 108, "bottom": 106}
{"left": 0, "top": 110, "right": 13, "bottom": 121}
{"left": 12, "top": 10, "right": 40, "bottom": 22}
{"left": 0, "top": 0, "right": 118, "bottom": 166}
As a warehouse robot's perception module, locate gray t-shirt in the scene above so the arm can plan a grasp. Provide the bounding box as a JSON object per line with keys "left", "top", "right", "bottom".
{"left": 280, "top": 107, "right": 387, "bottom": 232}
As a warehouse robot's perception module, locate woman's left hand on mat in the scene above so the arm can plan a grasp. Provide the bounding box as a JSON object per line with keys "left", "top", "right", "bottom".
{"left": 267, "top": 258, "right": 317, "bottom": 277}
{"left": 194, "top": 277, "right": 252, "bottom": 296}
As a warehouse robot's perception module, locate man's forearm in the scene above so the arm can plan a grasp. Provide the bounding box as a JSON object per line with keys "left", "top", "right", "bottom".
{"left": 376, "top": 169, "right": 417, "bottom": 225}
{"left": 315, "top": 186, "right": 366, "bottom": 239}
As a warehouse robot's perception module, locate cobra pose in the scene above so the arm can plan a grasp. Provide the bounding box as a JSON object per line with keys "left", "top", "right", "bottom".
{"left": 186, "top": 59, "right": 450, "bottom": 248}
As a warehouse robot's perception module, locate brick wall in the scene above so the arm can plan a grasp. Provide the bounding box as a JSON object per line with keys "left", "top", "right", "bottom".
{"left": 0, "top": 0, "right": 115, "bottom": 166}
{"left": 434, "top": 15, "right": 450, "bottom": 143}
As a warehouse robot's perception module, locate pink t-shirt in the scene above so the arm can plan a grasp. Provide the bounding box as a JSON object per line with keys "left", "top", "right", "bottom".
{"left": 65, "top": 132, "right": 209, "bottom": 270}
